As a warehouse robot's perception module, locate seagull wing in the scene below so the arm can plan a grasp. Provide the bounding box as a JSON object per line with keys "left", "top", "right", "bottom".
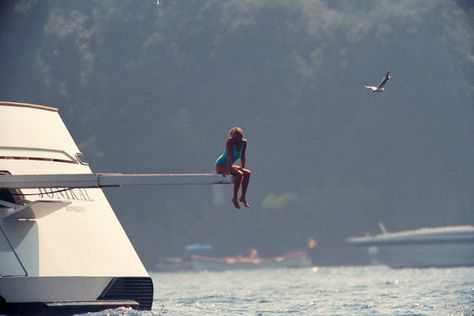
{"left": 376, "top": 72, "right": 390, "bottom": 89}
{"left": 364, "top": 85, "right": 377, "bottom": 91}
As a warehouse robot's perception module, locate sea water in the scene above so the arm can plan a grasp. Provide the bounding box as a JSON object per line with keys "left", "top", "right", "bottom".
{"left": 84, "top": 266, "right": 474, "bottom": 315}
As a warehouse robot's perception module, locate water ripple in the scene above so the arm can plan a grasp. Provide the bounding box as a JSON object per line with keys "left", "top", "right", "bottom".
{"left": 79, "top": 266, "right": 474, "bottom": 315}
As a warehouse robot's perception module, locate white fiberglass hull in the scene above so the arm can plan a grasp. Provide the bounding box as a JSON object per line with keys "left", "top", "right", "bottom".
{"left": 0, "top": 102, "right": 153, "bottom": 314}
{"left": 347, "top": 225, "right": 474, "bottom": 268}
{"left": 365, "top": 241, "right": 474, "bottom": 268}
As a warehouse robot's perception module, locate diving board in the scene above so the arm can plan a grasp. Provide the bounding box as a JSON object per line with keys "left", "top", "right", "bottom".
{"left": 0, "top": 173, "right": 234, "bottom": 189}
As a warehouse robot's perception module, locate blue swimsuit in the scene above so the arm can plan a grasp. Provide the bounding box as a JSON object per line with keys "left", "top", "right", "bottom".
{"left": 216, "top": 143, "right": 243, "bottom": 167}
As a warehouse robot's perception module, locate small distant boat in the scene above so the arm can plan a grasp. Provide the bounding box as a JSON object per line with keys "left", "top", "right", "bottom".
{"left": 191, "top": 249, "right": 312, "bottom": 271}
{"left": 154, "top": 257, "right": 193, "bottom": 272}
{"left": 347, "top": 224, "right": 474, "bottom": 268}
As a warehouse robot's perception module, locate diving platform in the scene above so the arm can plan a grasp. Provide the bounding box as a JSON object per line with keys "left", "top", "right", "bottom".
{"left": 0, "top": 173, "right": 234, "bottom": 189}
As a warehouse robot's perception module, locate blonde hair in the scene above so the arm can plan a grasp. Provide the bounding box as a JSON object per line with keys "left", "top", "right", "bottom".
{"left": 229, "top": 127, "right": 244, "bottom": 138}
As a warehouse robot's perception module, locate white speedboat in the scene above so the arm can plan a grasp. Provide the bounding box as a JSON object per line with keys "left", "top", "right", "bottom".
{"left": 347, "top": 224, "right": 474, "bottom": 268}
{"left": 0, "top": 101, "right": 232, "bottom": 314}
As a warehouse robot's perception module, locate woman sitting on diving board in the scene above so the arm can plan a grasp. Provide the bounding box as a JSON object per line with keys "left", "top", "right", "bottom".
{"left": 215, "top": 127, "right": 251, "bottom": 209}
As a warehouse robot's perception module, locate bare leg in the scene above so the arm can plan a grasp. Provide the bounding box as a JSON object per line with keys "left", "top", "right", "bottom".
{"left": 232, "top": 171, "right": 243, "bottom": 209}
{"left": 216, "top": 165, "right": 245, "bottom": 209}
{"left": 239, "top": 168, "right": 251, "bottom": 208}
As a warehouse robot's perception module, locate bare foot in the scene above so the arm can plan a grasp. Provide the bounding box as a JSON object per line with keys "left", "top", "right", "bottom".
{"left": 239, "top": 197, "right": 250, "bottom": 208}
{"left": 232, "top": 197, "right": 240, "bottom": 209}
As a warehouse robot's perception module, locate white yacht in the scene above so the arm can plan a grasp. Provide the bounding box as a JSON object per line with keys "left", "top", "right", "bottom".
{"left": 0, "top": 101, "right": 231, "bottom": 314}
{"left": 347, "top": 224, "right": 474, "bottom": 268}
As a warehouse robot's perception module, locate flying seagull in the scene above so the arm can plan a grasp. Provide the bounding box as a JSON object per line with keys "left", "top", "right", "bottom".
{"left": 364, "top": 72, "right": 391, "bottom": 92}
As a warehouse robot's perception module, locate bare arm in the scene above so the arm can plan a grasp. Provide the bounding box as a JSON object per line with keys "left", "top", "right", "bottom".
{"left": 240, "top": 140, "right": 247, "bottom": 169}
{"left": 226, "top": 139, "right": 233, "bottom": 172}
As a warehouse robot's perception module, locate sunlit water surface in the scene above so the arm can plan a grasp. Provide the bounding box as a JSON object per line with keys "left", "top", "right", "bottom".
{"left": 83, "top": 266, "right": 474, "bottom": 315}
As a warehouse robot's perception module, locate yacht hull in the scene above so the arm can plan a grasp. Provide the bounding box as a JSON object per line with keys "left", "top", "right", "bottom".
{"left": 0, "top": 102, "right": 153, "bottom": 314}
{"left": 0, "top": 276, "right": 153, "bottom": 315}
{"left": 347, "top": 225, "right": 474, "bottom": 268}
